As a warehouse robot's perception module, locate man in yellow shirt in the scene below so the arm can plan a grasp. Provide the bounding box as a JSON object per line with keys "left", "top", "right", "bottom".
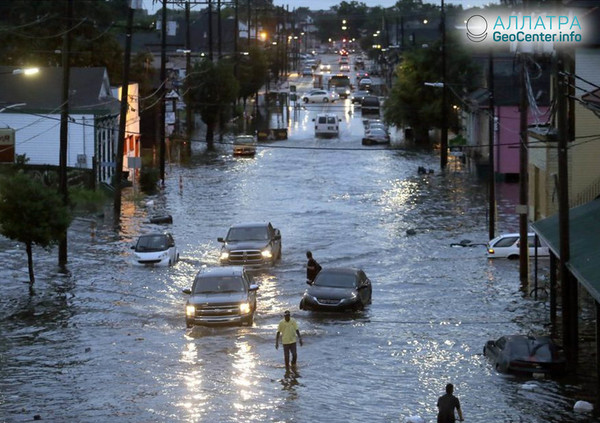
{"left": 275, "top": 310, "right": 303, "bottom": 372}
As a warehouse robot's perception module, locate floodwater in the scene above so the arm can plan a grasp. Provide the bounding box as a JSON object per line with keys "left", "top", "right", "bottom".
{"left": 1, "top": 76, "right": 599, "bottom": 423}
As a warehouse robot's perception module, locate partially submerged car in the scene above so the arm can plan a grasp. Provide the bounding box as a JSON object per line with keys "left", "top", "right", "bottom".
{"left": 483, "top": 335, "right": 566, "bottom": 376}
{"left": 362, "top": 127, "right": 390, "bottom": 146}
{"left": 218, "top": 222, "right": 282, "bottom": 268}
{"left": 232, "top": 135, "right": 257, "bottom": 157}
{"left": 183, "top": 266, "right": 258, "bottom": 327}
{"left": 486, "top": 232, "right": 549, "bottom": 259}
{"left": 300, "top": 268, "right": 372, "bottom": 312}
{"left": 131, "top": 232, "right": 179, "bottom": 266}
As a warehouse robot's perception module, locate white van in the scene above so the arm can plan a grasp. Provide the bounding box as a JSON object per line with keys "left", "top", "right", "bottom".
{"left": 313, "top": 114, "right": 341, "bottom": 138}
{"left": 486, "top": 232, "right": 550, "bottom": 259}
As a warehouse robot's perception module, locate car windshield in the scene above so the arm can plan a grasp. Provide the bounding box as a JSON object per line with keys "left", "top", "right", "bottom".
{"left": 314, "top": 271, "right": 357, "bottom": 288}
{"left": 135, "top": 235, "right": 168, "bottom": 252}
{"left": 227, "top": 226, "right": 269, "bottom": 241}
{"left": 193, "top": 276, "right": 245, "bottom": 294}
{"left": 510, "top": 338, "right": 554, "bottom": 360}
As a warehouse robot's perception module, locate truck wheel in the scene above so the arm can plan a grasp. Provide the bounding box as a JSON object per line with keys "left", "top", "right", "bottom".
{"left": 303, "top": 97, "right": 309, "bottom": 103}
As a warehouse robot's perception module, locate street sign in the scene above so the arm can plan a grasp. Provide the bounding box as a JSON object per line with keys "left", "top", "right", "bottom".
{"left": 128, "top": 156, "right": 142, "bottom": 169}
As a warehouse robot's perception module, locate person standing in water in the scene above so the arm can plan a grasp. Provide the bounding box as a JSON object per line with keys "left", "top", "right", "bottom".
{"left": 306, "top": 250, "right": 321, "bottom": 284}
{"left": 275, "top": 310, "right": 303, "bottom": 372}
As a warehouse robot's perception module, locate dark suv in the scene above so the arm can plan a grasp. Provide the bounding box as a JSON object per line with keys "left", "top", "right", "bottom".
{"left": 361, "top": 95, "right": 380, "bottom": 116}
{"left": 218, "top": 222, "right": 282, "bottom": 268}
{"left": 183, "top": 266, "right": 258, "bottom": 327}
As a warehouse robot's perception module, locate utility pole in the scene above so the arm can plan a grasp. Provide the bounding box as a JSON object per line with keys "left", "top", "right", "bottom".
{"left": 185, "top": 1, "right": 192, "bottom": 137}
{"left": 58, "top": 0, "right": 72, "bottom": 267}
{"left": 247, "top": 0, "right": 251, "bottom": 49}
{"left": 217, "top": 0, "right": 222, "bottom": 59}
{"left": 488, "top": 50, "right": 496, "bottom": 241}
{"left": 159, "top": 0, "right": 167, "bottom": 184}
{"left": 518, "top": 53, "right": 529, "bottom": 287}
{"left": 114, "top": 4, "right": 135, "bottom": 219}
{"left": 440, "top": 0, "right": 448, "bottom": 170}
{"left": 208, "top": 0, "right": 213, "bottom": 61}
{"left": 556, "top": 48, "right": 577, "bottom": 358}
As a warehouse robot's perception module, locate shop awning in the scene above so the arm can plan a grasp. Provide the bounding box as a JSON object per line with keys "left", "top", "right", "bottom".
{"left": 531, "top": 199, "right": 600, "bottom": 303}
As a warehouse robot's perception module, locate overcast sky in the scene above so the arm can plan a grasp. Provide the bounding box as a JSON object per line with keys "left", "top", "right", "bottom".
{"left": 141, "top": 0, "right": 499, "bottom": 14}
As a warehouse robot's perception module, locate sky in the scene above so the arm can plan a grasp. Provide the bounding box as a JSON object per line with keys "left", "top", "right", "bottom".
{"left": 141, "top": 0, "right": 499, "bottom": 14}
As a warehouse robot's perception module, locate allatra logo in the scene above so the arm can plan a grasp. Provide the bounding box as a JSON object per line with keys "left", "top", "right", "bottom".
{"left": 466, "top": 15, "right": 488, "bottom": 42}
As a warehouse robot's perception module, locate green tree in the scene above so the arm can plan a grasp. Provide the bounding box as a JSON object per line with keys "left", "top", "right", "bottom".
{"left": 186, "top": 59, "right": 239, "bottom": 149}
{"left": 0, "top": 0, "right": 125, "bottom": 77}
{"left": 237, "top": 47, "right": 268, "bottom": 106}
{"left": 0, "top": 173, "right": 72, "bottom": 295}
{"left": 383, "top": 38, "right": 479, "bottom": 147}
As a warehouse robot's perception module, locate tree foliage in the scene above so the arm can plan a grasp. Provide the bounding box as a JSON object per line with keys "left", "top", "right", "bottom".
{"left": 186, "top": 59, "right": 239, "bottom": 149}
{"left": 0, "top": 0, "right": 126, "bottom": 77}
{"left": 237, "top": 47, "right": 269, "bottom": 102}
{"left": 0, "top": 172, "right": 72, "bottom": 295}
{"left": 384, "top": 37, "right": 480, "bottom": 147}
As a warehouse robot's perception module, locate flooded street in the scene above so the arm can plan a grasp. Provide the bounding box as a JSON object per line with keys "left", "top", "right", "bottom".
{"left": 1, "top": 82, "right": 598, "bottom": 422}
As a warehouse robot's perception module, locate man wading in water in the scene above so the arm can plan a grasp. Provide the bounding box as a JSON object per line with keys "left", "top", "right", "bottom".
{"left": 275, "top": 310, "right": 303, "bottom": 373}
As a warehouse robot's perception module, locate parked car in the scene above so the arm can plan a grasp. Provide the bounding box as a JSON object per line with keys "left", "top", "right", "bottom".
{"left": 232, "top": 135, "right": 257, "bottom": 157}
{"left": 301, "top": 67, "right": 313, "bottom": 77}
{"left": 313, "top": 113, "right": 341, "bottom": 137}
{"left": 483, "top": 335, "right": 566, "bottom": 376}
{"left": 183, "top": 266, "right": 258, "bottom": 327}
{"left": 361, "top": 95, "right": 381, "bottom": 115}
{"left": 131, "top": 232, "right": 179, "bottom": 266}
{"left": 218, "top": 222, "right": 282, "bottom": 268}
{"left": 299, "top": 268, "right": 372, "bottom": 312}
{"left": 350, "top": 90, "right": 371, "bottom": 105}
{"left": 486, "top": 232, "right": 549, "bottom": 259}
{"left": 302, "top": 90, "right": 339, "bottom": 103}
{"left": 362, "top": 127, "right": 390, "bottom": 145}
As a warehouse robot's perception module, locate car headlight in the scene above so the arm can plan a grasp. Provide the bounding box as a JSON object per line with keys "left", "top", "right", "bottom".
{"left": 487, "top": 248, "right": 494, "bottom": 254}
{"left": 239, "top": 302, "right": 251, "bottom": 314}
{"left": 345, "top": 89, "right": 350, "bottom": 94}
{"left": 220, "top": 251, "right": 230, "bottom": 260}
{"left": 186, "top": 305, "right": 196, "bottom": 317}
{"left": 261, "top": 249, "right": 272, "bottom": 258}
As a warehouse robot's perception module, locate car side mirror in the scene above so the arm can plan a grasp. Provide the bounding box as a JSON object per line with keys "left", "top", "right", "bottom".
{"left": 182, "top": 288, "right": 191, "bottom": 295}
{"left": 131, "top": 246, "right": 135, "bottom": 250}
{"left": 312, "top": 118, "right": 315, "bottom": 122}
{"left": 217, "top": 237, "right": 225, "bottom": 243}
{"left": 249, "top": 284, "right": 259, "bottom": 291}
{"left": 339, "top": 118, "right": 342, "bottom": 122}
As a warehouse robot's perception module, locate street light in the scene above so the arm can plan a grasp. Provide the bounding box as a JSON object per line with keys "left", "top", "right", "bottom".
{"left": 0, "top": 103, "right": 26, "bottom": 113}
{"left": 1, "top": 68, "right": 39, "bottom": 76}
